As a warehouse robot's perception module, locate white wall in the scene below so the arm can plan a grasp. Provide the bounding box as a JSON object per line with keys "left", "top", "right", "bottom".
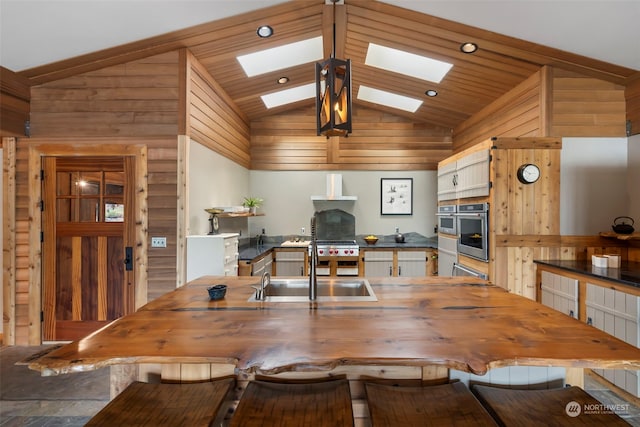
{"left": 560, "top": 137, "right": 629, "bottom": 235}
{"left": 248, "top": 170, "right": 438, "bottom": 238}
{"left": 188, "top": 140, "right": 250, "bottom": 236}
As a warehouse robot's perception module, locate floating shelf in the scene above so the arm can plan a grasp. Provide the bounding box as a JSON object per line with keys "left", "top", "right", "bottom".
{"left": 599, "top": 231, "right": 640, "bottom": 240}
{"left": 216, "top": 212, "right": 265, "bottom": 218}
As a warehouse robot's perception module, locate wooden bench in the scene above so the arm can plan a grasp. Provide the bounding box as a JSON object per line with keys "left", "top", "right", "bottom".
{"left": 85, "top": 378, "right": 235, "bottom": 427}
{"left": 230, "top": 377, "right": 354, "bottom": 427}
{"left": 472, "top": 384, "right": 631, "bottom": 426}
{"left": 365, "top": 381, "right": 498, "bottom": 426}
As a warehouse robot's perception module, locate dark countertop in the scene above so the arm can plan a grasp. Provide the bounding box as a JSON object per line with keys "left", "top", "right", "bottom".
{"left": 238, "top": 232, "right": 437, "bottom": 261}
{"left": 534, "top": 259, "right": 640, "bottom": 288}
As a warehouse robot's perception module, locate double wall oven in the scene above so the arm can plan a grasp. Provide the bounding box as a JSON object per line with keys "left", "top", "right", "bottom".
{"left": 438, "top": 202, "right": 489, "bottom": 278}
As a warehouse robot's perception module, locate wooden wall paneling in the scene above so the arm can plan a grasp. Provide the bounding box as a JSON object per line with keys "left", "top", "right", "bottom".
{"left": 250, "top": 106, "right": 453, "bottom": 171}
{"left": 551, "top": 69, "right": 627, "bottom": 137}
{"left": 186, "top": 51, "right": 251, "bottom": 169}
{"left": 625, "top": 73, "right": 640, "bottom": 136}
{"left": 176, "top": 135, "right": 189, "bottom": 288}
{"left": 453, "top": 70, "right": 542, "bottom": 152}
{"left": 0, "top": 67, "right": 30, "bottom": 137}
{"left": 30, "top": 52, "right": 180, "bottom": 138}
{"left": 2, "top": 138, "right": 17, "bottom": 344}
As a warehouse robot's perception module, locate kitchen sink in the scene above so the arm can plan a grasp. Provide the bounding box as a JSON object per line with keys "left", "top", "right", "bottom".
{"left": 247, "top": 278, "right": 377, "bottom": 302}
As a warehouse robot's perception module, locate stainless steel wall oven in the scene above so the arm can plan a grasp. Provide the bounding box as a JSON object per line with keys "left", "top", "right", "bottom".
{"left": 436, "top": 204, "right": 457, "bottom": 235}
{"left": 456, "top": 203, "right": 489, "bottom": 261}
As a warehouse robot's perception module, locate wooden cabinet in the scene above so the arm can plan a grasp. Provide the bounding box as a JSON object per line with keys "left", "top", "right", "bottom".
{"left": 536, "top": 263, "right": 640, "bottom": 397}
{"left": 186, "top": 234, "right": 239, "bottom": 282}
{"left": 250, "top": 252, "right": 273, "bottom": 277}
{"left": 540, "top": 271, "right": 578, "bottom": 318}
{"left": 586, "top": 283, "right": 640, "bottom": 396}
{"left": 437, "top": 148, "right": 490, "bottom": 201}
{"left": 364, "top": 251, "right": 394, "bottom": 276}
{"left": 274, "top": 249, "right": 306, "bottom": 276}
{"left": 363, "top": 249, "right": 434, "bottom": 277}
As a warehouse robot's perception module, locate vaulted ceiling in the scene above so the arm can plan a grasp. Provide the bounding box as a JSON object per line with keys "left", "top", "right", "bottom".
{"left": 4, "top": 0, "right": 639, "bottom": 132}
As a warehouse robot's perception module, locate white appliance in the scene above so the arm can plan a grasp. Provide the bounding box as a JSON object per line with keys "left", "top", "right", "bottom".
{"left": 186, "top": 233, "right": 239, "bottom": 281}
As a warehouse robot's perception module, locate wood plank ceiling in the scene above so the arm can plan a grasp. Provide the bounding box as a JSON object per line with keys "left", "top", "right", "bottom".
{"left": 18, "top": 0, "right": 637, "bottom": 132}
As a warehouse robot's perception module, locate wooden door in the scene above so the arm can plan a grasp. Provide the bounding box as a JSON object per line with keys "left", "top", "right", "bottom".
{"left": 42, "top": 156, "right": 135, "bottom": 341}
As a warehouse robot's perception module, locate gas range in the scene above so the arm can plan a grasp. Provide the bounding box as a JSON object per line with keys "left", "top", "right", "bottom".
{"left": 314, "top": 240, "right": 359, "bottom": 257}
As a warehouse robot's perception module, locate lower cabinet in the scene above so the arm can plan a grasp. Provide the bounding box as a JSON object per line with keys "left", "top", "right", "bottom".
{"left": 586, "top": 283, "right": 640, "bottom": 396}
{"left": 363, "top": 251, "right": 394, "bottom": 277}
{"left": 251, "top": 252, "right": 273, "bottom": 277}
{"left": 536, "top": 264, "right": 640, "bottom": 397}
{"left": 274, "top": 249, "right": 306, "bottom": 276}
{"left": 186, "top": 234, "right": 239, "bottom": 282}
{"left": 540, "top": 271, "right": 578, "bottom": 318}
{"left": 363, "top": 249, "right": 433, "bottom": 277}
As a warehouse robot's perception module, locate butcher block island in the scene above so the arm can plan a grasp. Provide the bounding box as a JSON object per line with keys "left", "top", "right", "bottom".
{"left": 31, "top": 276, "right": 640, "bottom": 376}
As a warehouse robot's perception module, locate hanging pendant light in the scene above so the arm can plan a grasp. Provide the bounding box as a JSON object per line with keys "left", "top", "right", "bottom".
{"left": 316, "top": 0, "right": 352, "bottom": 137}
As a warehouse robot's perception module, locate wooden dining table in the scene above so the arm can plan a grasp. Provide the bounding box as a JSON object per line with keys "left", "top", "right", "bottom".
{"left": 29, "top": 276, "right": 640, "bottom": 381}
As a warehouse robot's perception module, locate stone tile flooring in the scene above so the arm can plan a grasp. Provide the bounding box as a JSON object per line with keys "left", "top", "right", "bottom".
{"left": 2, "top": 345, "right": 640, "bottom": 426}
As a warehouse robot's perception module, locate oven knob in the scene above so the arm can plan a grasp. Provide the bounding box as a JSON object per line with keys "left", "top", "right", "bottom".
{"left": 319, "top": 249, "right": 324, "bottom": 255}
{"left": 329, "top": 249, "right": 334, "bottom": 255}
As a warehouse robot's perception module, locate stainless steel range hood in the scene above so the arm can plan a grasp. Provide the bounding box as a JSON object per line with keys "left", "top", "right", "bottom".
{"left": 311, "top": 174, "right": 357, "bottom": 201}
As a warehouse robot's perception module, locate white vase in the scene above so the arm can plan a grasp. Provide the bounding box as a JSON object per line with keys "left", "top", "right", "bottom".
{"left": 250, "top": 206, "right": 257, "bottom": 214}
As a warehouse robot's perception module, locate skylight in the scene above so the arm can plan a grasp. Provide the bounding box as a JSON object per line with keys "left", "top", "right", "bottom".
{"left": 237, "top": 36, "right": 324, "bottom": 77}
{"left": 261, "top": 83, "right": 316, "bottom": 109}
{"left": 357, "top": 86, "right": 423, "bottom": 112}
{"left": 365, "top": 43, "right": 452, "bottom": 83}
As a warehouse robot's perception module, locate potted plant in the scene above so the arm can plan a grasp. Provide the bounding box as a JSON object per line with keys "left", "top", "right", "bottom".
{"left": 243, "top": 196, "right": 263, "bottom": 214}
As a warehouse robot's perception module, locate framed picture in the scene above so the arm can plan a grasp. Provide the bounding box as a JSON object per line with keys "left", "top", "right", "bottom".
{"left": 380, "top": 178, "right": 413, "bottom": 215}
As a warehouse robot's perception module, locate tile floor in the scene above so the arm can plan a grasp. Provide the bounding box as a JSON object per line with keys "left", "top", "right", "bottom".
{"left": 2, "top": 345, "right": 640, "bottom": 426}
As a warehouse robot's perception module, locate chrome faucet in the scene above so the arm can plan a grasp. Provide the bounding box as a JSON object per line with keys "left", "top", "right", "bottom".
{"left": 309, "top": 215, "right": 318, "bottom": 300}
{"left": 259, "top": 271, "right": 270, "bottom": 300}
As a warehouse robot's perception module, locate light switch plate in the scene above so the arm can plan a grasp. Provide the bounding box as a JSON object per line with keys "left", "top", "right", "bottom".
{"left": 151, "top": 237, "right": 167, "bottom": 248}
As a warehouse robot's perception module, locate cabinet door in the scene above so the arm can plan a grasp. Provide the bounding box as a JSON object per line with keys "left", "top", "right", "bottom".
{"left": 540, "top": 271, "right": 578, "bottom": 318}
{"left": 437, "top": 162, "right": 457, "bottom": 201}
{"left": 455, "top": 149, "right": 490, "bottom": 199}
{"left": 586, "top": 283, "right": 639, "bottom": 397}
{"left": 397, "top": 251, "right": 427, "bottom": 277}
{"left": 437, "top": 235, "right": 457, "bottom": 276}
{"left": 275, "top": 251, "right": 305, "bottom": 276}
{"left": 364, "top": 251, "right": 393, "bottom": 276}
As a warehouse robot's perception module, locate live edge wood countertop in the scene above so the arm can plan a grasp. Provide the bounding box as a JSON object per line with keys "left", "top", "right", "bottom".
{"left": 30, "top": 277, "right": 640, "bottom": 376}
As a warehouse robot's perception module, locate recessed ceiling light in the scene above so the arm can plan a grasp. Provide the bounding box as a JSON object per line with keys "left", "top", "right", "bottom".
{"left": 357, "top": 86, "right": 423, "bottom": 113}
{"left": 425, "top": 89, "right": 438, "bottom": 97}
{"left": 261, "top": 83, "right": 315, "bottom": 109}
{"left": 256, "top": 25, "right": 273, "bottom": 38}
{"left": 460, "top": 42, "right": 478, "bottom": 54}
{"left": 277, "top": 77, "right": 289, "bottom": 84}
{"left": 365, "top": 43, "right": 452, "bottom": 83}
{"left": 237, "top": 36, "right": 323, "bottom": 77}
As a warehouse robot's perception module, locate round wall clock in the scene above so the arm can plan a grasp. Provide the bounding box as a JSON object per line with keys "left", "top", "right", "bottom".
{"left": 517, "top": 163, "right": 540, "bottom": 184}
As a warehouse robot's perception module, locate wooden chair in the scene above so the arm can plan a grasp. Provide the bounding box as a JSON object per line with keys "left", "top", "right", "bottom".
{"left": 85, "top": 377, "right": 235, "bottom": 427}
{"left": 472, "top": 384, "right": 631, "bottom": 426}
{"left": 365, "top": 381, "right": 498, "bottom": 426}
{"left": 230, "top": 376, "right": 354, "bottom": 427}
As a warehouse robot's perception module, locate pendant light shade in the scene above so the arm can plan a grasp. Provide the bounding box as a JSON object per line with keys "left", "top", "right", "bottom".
{"left": 316, "top": 57, "right": 352, "bottom": 137}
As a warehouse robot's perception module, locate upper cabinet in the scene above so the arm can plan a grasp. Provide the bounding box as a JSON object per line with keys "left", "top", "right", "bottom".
{"left": 437, "top": 149, "right": 490, "bottom": 201}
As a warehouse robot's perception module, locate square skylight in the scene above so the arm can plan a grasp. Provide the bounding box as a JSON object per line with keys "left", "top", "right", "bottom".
{"left": 237, "top": 36, "right": 324, "bottom": 77}
{"left": 365, "top": 43, "right": 452, "bottom": 83}
{"left": 261, "top": 83, "right": 316, "bottom": 109}
{"left": 357, "top": 86, "right": 423, "bottom": 112}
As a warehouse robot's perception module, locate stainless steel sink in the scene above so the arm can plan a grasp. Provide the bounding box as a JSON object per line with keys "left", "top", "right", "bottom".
{"left": 247, "top": 278, "right": 377, "bottom": 302}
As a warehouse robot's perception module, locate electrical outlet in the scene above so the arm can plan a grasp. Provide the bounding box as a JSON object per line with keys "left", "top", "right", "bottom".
{"left": 151, "top": 237, "right": 166, "bottom": 248}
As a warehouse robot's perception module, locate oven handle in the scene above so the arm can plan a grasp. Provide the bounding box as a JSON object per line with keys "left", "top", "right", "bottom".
{"left": 453, "top": 213, "right": 485, "bottom": 217}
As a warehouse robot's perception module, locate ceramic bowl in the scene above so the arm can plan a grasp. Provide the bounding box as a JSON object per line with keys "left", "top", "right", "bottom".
{"left": 207, "top": 284, "right": 227, "bottom": 300}
{"left": 364, "top": 236, "right": 378, "bottom": 245}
